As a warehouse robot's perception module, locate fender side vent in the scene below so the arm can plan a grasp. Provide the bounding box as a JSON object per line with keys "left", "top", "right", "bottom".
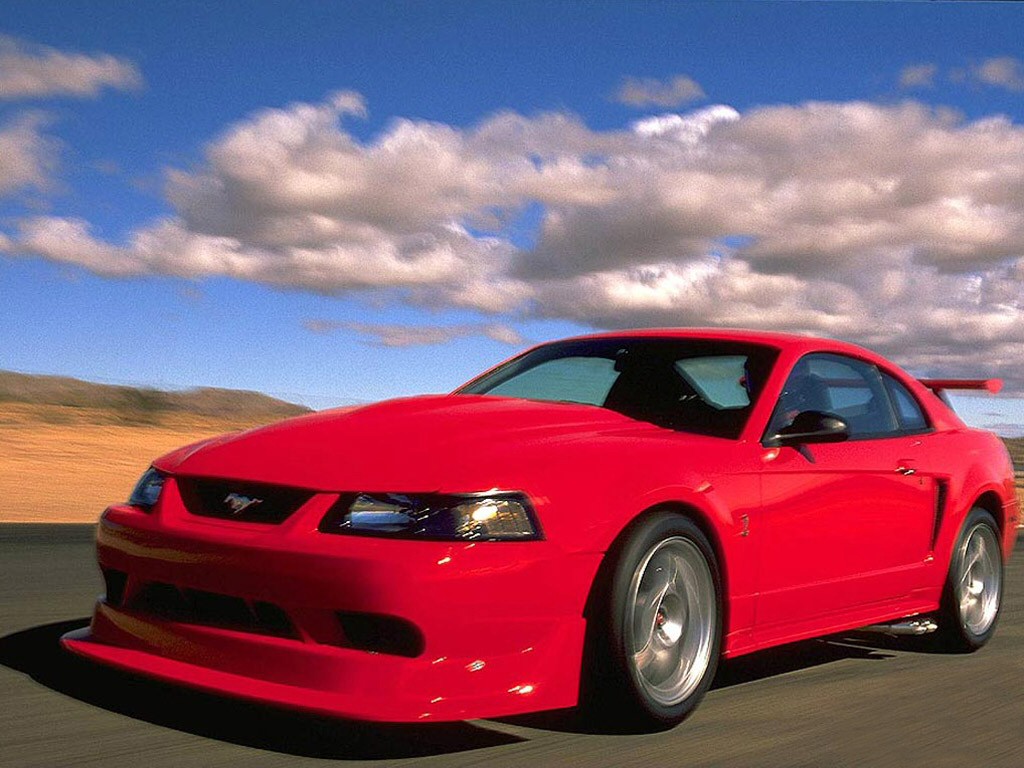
{"left": 932, "top": 479, "right": 948, "bottom": 550}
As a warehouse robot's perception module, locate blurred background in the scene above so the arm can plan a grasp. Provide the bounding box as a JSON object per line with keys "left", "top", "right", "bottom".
{"left": 2, "top": 1, "right": 1024, "bottom": 522}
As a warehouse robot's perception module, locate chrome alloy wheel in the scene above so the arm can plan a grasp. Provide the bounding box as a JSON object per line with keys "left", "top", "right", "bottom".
{"left": 957, "top": 522, "right": 1002, "bottom": 637}
{"left": 626, "top": 536, "right": 716, "bottom": 707}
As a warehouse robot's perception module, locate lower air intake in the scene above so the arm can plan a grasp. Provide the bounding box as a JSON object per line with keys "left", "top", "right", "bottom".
{"left": 336, "top": 611, "right": 425, "bottom": 658}
{"left": 127, "top": 582, "right": 297, "bottom": 638}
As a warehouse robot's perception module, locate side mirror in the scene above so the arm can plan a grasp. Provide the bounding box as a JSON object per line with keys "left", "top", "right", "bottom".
{"left": 770, "top": 410, "right": 849, "bottom": 446}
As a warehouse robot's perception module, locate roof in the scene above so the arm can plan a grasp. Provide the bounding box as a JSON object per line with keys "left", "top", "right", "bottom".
{"left": 559, "top": 327, "right": 872, "bottom": 355}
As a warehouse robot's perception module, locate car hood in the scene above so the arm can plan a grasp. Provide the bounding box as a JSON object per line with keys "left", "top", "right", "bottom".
{"left": 155, "top": 394, "right": 679, "bottom": 492}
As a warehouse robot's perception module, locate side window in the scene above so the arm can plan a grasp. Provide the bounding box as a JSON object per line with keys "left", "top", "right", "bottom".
{"left": 486, "top": 356, "right": 618, "bottom": 406}
{"left": 674, "top": 355, "right": 751, "bottom": 409}
{"left": 882, "top": 373, "right": 929, "bottom": 433}
{"left": 768, "top": 353, "right": 898, "bottom": 439}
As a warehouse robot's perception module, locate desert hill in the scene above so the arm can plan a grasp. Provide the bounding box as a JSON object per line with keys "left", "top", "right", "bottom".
{"left": 0, "top": 370, "right": 309, "bottom": 423}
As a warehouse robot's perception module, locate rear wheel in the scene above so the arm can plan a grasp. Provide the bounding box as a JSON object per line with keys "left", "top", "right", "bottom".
{"left": 584, "top": 512, "right": 722, "bottom": 729}
{"left": 935, "top": 509, "right": 1003, "bottom": 652}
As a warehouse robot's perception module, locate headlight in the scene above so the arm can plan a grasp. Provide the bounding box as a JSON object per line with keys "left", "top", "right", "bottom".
{"left": 319, "top": 492, "right": 541, "bottom": 541}
{"left": 128, "top": 467, "right": 165, "bottom": 510}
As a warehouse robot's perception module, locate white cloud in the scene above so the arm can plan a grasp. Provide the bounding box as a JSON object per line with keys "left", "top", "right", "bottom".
{"left": 530, "top": 256, "right": 1024, "bottom": 373}
{"left": 480, "top": 323, "right": 526, "bottom": 346}
{"left": 899, "top": 63, "right": 937, "bottom": 89}
{"left": 631, "top": 105, "right": 740, "bottom": 143}
{"left": 0, "top": 113, "right": 58, "bottom": 196}
{"left": 9, "top": 92, "right": 1024, "bottom": 391}
{"left": 972, "top": 56, "right": 1024, "bottom": 92}
{"left": 614, "top": 75, "right": 705, "bottom": 108}
{"left": 16, "top": 213, "right": 502, "bottom": 294}
{"left": 0, "top": 35, "right": 142, "bottom": 100}
{"left": 327, "top": 90, "right": 368, "bottom": 118}
{"left": 305, "top": 320, "right": 525, "bottom": 347}
{"left": 17, "top": 217, "right": 139, "bottom": 275}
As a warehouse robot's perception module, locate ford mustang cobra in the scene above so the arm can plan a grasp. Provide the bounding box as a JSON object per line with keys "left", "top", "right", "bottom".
{"left": 63, "top": 329, "right": 1019, "bottom": 727}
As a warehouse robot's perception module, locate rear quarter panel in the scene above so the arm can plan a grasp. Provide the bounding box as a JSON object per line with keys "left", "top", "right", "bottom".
{"left": 929, "top": 428, "right": 1018, "bottom": 565}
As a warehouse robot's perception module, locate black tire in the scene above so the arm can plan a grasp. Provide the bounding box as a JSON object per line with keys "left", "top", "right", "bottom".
{"left": 934, "top": 508, "right": 1003, "bottom": 653}
{"left": 582, "top": 512, "right": 722, "bottom": 730}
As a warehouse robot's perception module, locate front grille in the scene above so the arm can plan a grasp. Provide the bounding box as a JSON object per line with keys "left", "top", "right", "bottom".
{"left": 178, "top": 477, "right": 312, "bottom": 524}
{"left": 127, "top": 581, "right": 297, "bottom": 638}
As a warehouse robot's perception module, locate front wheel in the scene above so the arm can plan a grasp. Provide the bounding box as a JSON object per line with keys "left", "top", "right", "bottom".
{"left": 584, "top": 512, "right": 722, "bottom": 729}
{"left": 935, "top": 509, "right": 1003, "bottom": 652}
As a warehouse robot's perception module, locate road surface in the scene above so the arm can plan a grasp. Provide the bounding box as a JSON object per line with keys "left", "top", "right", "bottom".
{"left": 2, "top": 524, "right": 1022, "bottom": 767}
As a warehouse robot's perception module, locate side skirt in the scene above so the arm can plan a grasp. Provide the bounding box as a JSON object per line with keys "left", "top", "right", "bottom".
{"left": 724, "top": 594, "right": 939, "bottom": 659}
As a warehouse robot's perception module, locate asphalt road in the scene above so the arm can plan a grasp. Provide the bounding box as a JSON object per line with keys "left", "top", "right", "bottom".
{"left": 2, "top": 525, "right": 1022, "bottom": 768}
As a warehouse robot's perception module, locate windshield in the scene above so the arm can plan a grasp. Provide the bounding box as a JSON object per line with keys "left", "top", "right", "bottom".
{"left": 458, "top": 337, "right": 779, "bottom": 439}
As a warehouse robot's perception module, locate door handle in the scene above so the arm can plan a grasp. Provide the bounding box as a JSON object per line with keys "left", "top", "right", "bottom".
{"left": 895, "top": 460, "right": 916, "bottom": 476}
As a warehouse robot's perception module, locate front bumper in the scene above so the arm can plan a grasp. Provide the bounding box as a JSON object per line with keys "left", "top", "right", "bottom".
{"left": 62, "top": 481, "right": 601, "bottom": 722}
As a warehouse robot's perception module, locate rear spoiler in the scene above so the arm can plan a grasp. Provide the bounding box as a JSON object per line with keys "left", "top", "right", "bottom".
{"left": 918, "top": 378, "right": 1003, "bottom": 406}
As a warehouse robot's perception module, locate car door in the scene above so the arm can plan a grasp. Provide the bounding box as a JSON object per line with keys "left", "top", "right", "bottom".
{"left": 754, "top": 353, "right": 936, "bottom": 638}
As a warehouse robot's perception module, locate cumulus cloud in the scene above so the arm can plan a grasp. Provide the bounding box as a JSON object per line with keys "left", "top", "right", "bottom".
{"left": 614, "top": 75, "right": 705, "bottom": 108}
{"left": 0, "top": 35, "right": 142, "bottom": 100}
{"left": 0, "top": 112, "right": 58, "bottom": 196}
{"left": 971, "top": 56, "right": 1024, "bottom": 92}
{"left": 304, "top": 320, "right": 525, "bottom": 347}
{"left": 899, "top": 63, "right": 937, "bottom": 89}
{"left": 529, "top": 256, "right": 1024, "bottom": 382}
{"left": 8, "top": 92, "right": 1024, "bottom": 391}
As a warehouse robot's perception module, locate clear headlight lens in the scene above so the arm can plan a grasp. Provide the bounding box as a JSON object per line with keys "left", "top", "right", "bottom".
{"left": 320, "top": 492, "right": 541, "bottom": 541}
{"left": 128, "top": 467, "right": 165, "bottom": 510}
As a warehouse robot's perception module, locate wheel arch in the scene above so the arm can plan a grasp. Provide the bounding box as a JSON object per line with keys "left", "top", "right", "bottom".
{"left": 576, "top": 499, "right": 728, "bottom": 726}
{"left": 583, "top": 501, "right": 730, "bottom": 638}
{"left": 972, "top": 490, "right": 1005, "bottom": 535}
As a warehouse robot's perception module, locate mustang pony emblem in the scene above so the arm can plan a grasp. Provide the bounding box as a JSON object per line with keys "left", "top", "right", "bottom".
{"left": 223, "top": 493, "right": 263, "bottom": 516}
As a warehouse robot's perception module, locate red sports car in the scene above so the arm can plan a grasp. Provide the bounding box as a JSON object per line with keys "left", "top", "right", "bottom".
{"left": 63, "top": 329, "right": 1019, "bottom": 728}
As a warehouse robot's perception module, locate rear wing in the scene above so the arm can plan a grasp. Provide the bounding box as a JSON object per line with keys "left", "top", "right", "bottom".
{"left": 918, "top": 378, "right": 1003, "bottom": 407}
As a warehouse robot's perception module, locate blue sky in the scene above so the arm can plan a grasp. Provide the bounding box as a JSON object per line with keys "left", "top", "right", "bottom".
{"left": 1, "top": 1, "right": 1023, "bottom": 433}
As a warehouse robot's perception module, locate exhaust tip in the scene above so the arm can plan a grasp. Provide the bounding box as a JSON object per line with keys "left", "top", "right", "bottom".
{"left": 860, "top": 618, "right": 938, "bottom": 636}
